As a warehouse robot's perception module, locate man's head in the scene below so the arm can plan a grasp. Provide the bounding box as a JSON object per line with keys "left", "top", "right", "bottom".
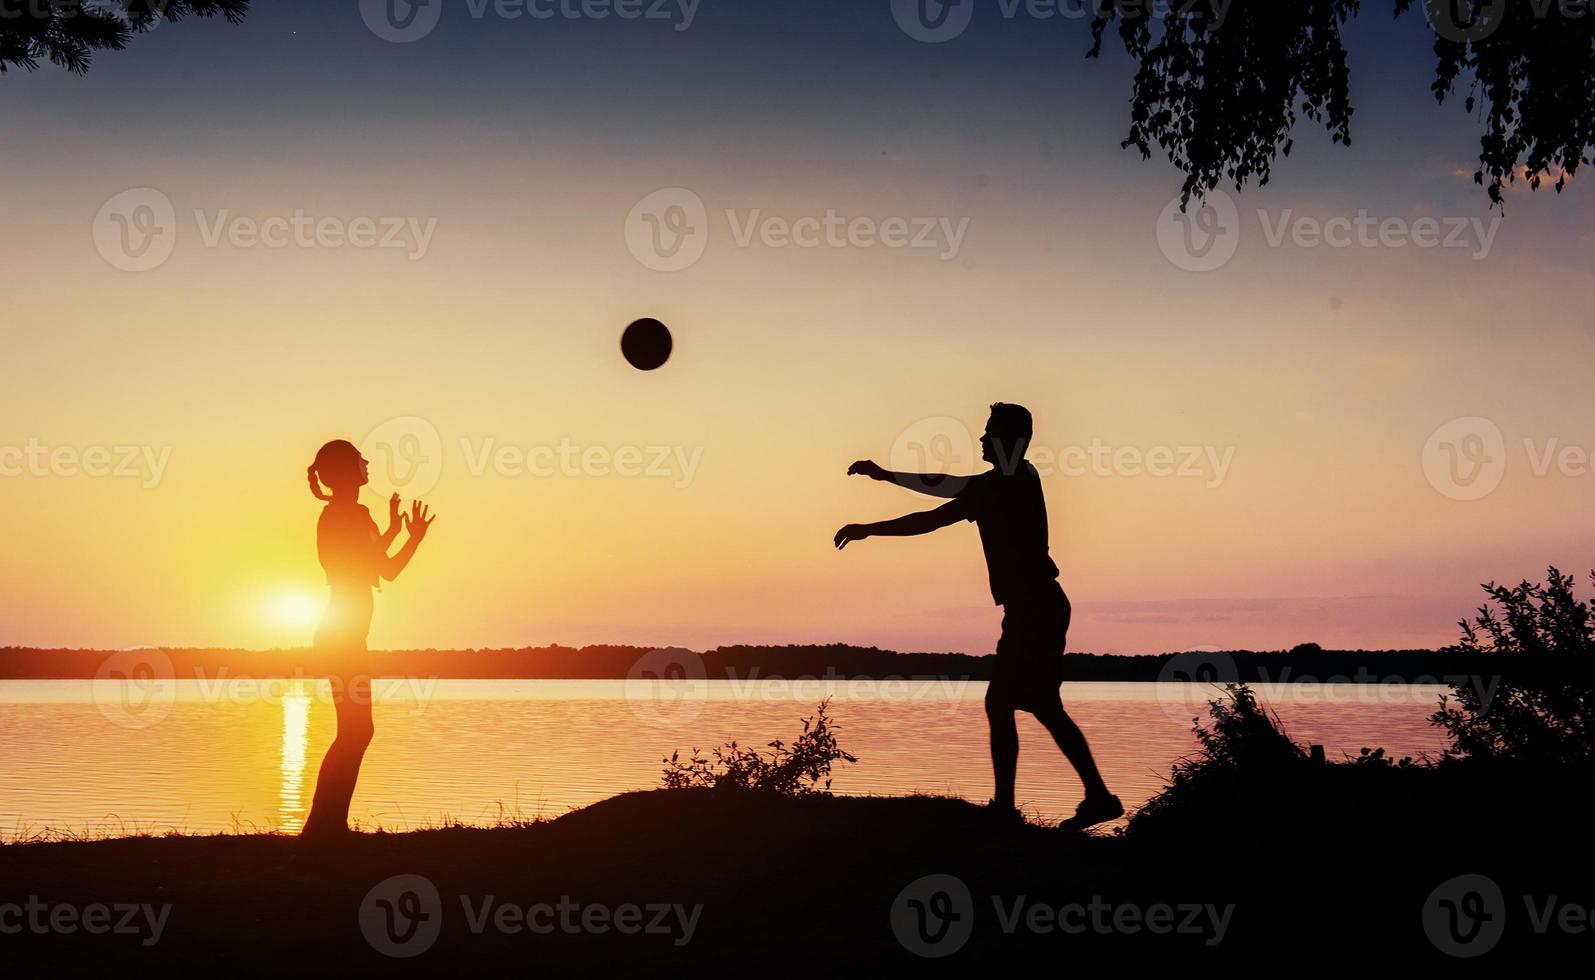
{"left": 981, "top": 402, "right": 1033, "bottom": 474}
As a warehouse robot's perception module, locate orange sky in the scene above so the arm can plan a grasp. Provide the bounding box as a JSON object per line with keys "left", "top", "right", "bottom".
{"left": 4, "top": 10, "right": 1595, "bottom": 655}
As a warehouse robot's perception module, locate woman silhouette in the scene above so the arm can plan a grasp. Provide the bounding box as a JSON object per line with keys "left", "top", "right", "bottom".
{"left": 300, "top": 439, "right": 434, "bottom": 838}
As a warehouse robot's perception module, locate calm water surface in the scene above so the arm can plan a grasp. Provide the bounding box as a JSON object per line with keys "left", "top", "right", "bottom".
{"left": 0, "top": 680, "right": 1452, "bottom": 837}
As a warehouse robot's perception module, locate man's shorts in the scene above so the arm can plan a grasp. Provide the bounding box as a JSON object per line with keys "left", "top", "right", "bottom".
{"left": 987, "top": 582, "right": 1071, "bottom": 713}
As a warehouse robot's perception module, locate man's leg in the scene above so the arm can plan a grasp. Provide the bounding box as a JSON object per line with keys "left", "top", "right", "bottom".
{"left": 1032, "top": 696, "right": 1110, "bottom": 800}
{"left": 985, "top": 691, "right": 1019, "bottom": 811}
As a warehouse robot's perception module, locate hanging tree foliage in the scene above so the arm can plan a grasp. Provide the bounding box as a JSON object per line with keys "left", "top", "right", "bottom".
{"left": 1089, "top": 0, "right": 1595, "bottom": 205}
{"left": 0, "top": 1, "right": 248, "bottom": 76}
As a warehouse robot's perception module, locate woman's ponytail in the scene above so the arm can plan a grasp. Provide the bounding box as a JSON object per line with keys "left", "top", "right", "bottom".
{"left": 307, "top": 464, "right": 332, "bottom": 502}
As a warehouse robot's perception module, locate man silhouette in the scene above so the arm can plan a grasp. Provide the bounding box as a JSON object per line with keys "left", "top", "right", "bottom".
{"left": 835, "top": 403, "right": 1121, "bottom": 830}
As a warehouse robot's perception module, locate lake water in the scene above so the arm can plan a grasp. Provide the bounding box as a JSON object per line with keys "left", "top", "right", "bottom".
{"left": 0, "top": 679, "right": 1454, "bottom": 838}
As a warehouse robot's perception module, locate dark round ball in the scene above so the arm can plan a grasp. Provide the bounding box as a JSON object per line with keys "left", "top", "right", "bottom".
{"left": 621, "top": 318, "right": 673, "bottom": 371}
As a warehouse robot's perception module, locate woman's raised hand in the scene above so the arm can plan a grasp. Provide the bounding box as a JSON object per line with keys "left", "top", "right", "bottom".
{"left": 407, "top": 500, "right": 436, "bottom": 540}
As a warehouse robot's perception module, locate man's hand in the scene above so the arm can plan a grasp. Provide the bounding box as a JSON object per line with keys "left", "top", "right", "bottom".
{"left": 847, "top": 460, "right": 888, "bottom": 481}
{"left": 833, "top": 524, "right": 870, "bottom": 550}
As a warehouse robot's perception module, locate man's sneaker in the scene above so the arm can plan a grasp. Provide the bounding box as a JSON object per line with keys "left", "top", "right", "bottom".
{"left": 1058, "top": 793, "right": 1123, "bottom": 832}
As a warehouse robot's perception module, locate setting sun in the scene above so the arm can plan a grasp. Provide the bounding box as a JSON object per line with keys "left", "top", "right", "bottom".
{"left": 264, "top": 591, "right": 323, "bottom": 634}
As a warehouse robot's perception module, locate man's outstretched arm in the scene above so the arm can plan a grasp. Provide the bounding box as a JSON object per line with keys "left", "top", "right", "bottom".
{"left": 847, "top": 459, "right": 970, "bottom": 499}
{"left": 834, "top": 497, "right": 968, "bottom": 549}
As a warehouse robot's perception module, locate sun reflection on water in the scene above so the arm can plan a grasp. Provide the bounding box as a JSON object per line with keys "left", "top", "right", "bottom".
{"left": 278, "top": 681, "right": 311, "bottom": 834}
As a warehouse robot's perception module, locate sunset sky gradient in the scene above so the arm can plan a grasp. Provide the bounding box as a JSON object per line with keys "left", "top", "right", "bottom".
{"left": 3, "top": 1, "right": 1594, "bottom": 655}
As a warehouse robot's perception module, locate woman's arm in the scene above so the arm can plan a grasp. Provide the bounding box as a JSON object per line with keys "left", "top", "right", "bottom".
{"left": 378, "top": 493, "right": 404, "bottom": 549}
{"left": 381, "top": 501, "right": 435, "bottom": 582}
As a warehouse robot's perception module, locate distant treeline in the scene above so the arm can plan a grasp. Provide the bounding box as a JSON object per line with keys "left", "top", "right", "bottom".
{"left": 1, "top": 643, "right": 1589, "bottom": 684}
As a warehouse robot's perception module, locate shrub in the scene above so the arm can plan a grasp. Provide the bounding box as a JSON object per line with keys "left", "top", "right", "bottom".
{"left": 661, "top": 699, "right": 858, "bottom": 797}
{"left": 1451, "top": 566, "right": 1595, "bottom": 657}
{"left": 1130, "top": 684, "right": 1304, "bottom": 828}
{"left": 1434, "top": 566, "right": 1595, "bottom": 766}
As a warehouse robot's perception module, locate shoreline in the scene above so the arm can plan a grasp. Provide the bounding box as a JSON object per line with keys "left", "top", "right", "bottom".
{"left": 2, "top": 644, "right": 1575, "bottom": 685}
{"left": 4, "top": 781, "right": 1587, "bottom": 971}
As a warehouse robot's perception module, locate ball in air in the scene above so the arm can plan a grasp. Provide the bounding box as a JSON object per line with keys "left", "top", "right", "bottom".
{"left": 621, "top": 317, "right": 673, "bottom": 371}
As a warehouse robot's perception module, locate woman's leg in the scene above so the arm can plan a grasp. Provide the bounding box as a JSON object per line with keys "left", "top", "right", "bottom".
{"left": 301, "top": 674, "right": 373, "bottom": 836}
